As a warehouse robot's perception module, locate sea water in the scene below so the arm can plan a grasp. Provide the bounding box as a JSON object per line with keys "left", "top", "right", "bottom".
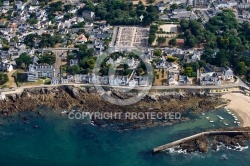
{"left": 0, "top": 108, "right": 249, "bottom": 166}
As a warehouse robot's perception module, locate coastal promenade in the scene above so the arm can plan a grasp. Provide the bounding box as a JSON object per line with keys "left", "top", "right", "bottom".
{"left": 0, "top": 83, "right": 242, "bottom": 96}
{"left": 153, "top": 131, "right": 250, "bottom": 153}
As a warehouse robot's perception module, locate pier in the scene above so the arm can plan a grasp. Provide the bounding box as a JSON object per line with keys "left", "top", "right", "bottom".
{"left": 153, "top": 131, "right": 250, "bottom": 153}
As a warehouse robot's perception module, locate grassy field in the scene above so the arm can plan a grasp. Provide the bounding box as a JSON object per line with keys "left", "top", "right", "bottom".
{"left": 3, "top": 70, "right": 17, "bottom": 88}
{"left": 12, "top": 70, "right": 46, "bottom": 87}
{"left": 0, "top": 73, "right": 9, "bottom": 88}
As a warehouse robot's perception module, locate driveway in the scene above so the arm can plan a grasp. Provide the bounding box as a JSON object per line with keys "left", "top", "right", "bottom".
{"left": 54, "top": 51, "right": 62, "bottom": 78}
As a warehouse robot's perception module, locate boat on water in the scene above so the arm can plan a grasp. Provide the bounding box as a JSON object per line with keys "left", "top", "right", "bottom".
{"left": 61, "top": 110, "right": 68, "bottom": 114}
{"left": 217, "top": 115, "right": 224, "bottom": 120}
{"left": 206, "top": 117, "right": 210, "bottom": 119}
{"left": 209, "top": 120, "right": 214, "bottom": 123}
{"left": 224, "top": 123, "right": 229, "bottom": 126}
{"left": 221, "top": 154, "right": 228, "bottom": 160}
{"left": 202, "top": 113, "right": 205, "bottom": 115}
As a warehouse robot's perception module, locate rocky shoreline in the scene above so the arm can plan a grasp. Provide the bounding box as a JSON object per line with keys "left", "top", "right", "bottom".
{"left": 1, "top": 85, "right": 250, "bottom": 153}
{"left": 171, "top": 127, "right": 250, "bottom": 153}
{"left": 0, "top": 85, "right": 224, "bottom": 129}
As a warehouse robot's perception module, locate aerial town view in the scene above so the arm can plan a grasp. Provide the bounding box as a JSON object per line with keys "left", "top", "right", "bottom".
{"left": 0, "top": 0, "right": 250, "bottom": 165}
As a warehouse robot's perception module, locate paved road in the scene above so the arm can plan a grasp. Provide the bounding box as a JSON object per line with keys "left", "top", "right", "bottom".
{"left": 236, "top": 76, "right": 250, "bottom": 89}
{"left": 110, "top": 26, "right": 118, "bottom": 47}
{"left": 0, "top": 83, "right": 244, "bottom": 96}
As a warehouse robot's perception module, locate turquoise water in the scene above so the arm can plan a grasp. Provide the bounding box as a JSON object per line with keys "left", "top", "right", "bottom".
{"left": 0, "top": 109, "right": 249, "bottom": 166}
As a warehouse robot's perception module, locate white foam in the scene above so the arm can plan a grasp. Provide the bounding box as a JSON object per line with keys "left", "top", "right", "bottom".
{"left": 217, "top": 143, "right": 249, "bottom": 152}
{"left": 165, "top": 146, "right": 187, "bottom": 154}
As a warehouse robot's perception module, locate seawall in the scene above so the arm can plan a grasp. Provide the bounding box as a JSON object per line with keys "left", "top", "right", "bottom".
{"left": 153, "top": 131, "right": 250, "bottom": 153}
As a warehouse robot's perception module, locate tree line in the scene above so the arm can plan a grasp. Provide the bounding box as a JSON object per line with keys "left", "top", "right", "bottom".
{"left": 179, "top": 9, "right": 250, "bottom": 82}
{"left": 78, "top": 0, "right": 160, "bottom": 25}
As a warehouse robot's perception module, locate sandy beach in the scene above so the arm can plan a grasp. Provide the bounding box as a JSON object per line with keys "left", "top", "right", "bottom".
{"left": 222, "top": 93, "right": 250, "bottom": 127}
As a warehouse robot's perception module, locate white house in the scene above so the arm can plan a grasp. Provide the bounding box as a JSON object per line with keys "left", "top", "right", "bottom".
{"left": 242, "top": 10, "right": 250, "bottom": 19}
{"left": 222, "top": 67, "right": 234, "bottom": 81}
{"left": 191, "top": 53, "right": 201, "bottom": 60}
{"left": 69, "top": 59, "right": 79, "bottom": 66}
{"left": 129, "top": 79, "right": 137, "bottom": 87}
{"left": 0, "top": 92, "right": 6, "bottom": 100}
{"left": 0, "top": 62, "right": 13, "bottom": 72}
{"left": 51, "top": 77, "right": 59, "bottom": 85}
{"left": 238, "top": 3, "right": 250, "bottom": 9}
{"left": 15, "top": 1, "right": 24, "bottom": 10}
{"left": 82, "top": 10, "right": 95, "bottom": 20}
{"left": 168, "top": 74, "right": 178, "bottom": 86}
{"left": 3, "top": 1, "right": 9, "bottom": 6}
{"left": 126, "top": 58, "right": 138, "bottom": 69}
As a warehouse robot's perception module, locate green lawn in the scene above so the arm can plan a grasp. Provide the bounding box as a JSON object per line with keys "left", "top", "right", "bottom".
{"left": 13, "top": 71, "right": 49, "bottom": 87}
{"left": 0, "top": 73, "right": 8, "bottom": 85}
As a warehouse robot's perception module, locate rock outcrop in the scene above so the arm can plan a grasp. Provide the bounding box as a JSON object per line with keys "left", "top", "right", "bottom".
{"left": 172, "top": 127, "right": 250, "bottom": 153}
{"left": 0, "top": 86, "right": 224, "bottom": 128}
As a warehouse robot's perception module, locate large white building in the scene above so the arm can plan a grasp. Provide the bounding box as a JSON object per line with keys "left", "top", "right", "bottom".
{"left": 27, "top": 64, "right": 55, "bottom": 82}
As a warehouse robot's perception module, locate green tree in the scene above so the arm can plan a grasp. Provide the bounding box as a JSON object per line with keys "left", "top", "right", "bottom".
{"left": 38, "top": 53, "right": 56, "bottom": 65}
{"left": 0, "top": 73, "right": 8, "bottom": 85}
{"left": 63, "top": 13, "right": 73, "bottom": 20}
{"left": 64, "top": 4, "right": 72, "bottom": 12}
{"left": 167, "top": 56, "right": 178, "bottom": 62}
{"left": 67, "top": 65, "right": 81, "bottom": 75}
{"left": 16, "top": 53, "right": 32, "bottom": 69}
{"left": 185, "top": 34, "right": 197, "bottom": 47}
{"left": 24, "top": 34, "right": 40, "bottom": 48}
{"left": 157, "top": 37, "right": 166, "bottom": 45}
{"left": 27, "top": 13, "right": 38, "bottom": 24}
{"left": 183, "top": 67, "right": 193, "bottom": 77}
{"left": 236, "top": 62, "right": 247, "bottom": 75}
{"left": 183, "top": 62, "right": 200, "bottom": 71}
{"left": 148, "top": 25, "right": 158, "bottom": 45}
{"left": 154, "top": 49, "right": 162, "bottom": 57}
{"left": 170, "top": 3, "right": 178, "bottom": 10}
{"left": 169, "top": 38, "right": 177, "bottom": 46}
{"left": 215, "top": 49, "right": 229, "bottom": 67}
{"left": 186, "top": 6, "right": 192, "bottom": 11}
{"left": 137, "top": 68, "right": 144, "bottom": 75}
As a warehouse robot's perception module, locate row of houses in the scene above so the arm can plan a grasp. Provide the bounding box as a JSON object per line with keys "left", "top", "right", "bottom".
{"left": 106, "top": 57, "right": 139, "bottom": 69}
{"left": 198, "top": 66, "right": 234, "bottom": 86}
{"left": 50, "top": 74, "right": 150, "bottom": 87}
{"left": 168, "top": 73, "right": 192, "bottom": 86}
{"left": 165, "top": 62, "right": 234, "bottom": 86}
